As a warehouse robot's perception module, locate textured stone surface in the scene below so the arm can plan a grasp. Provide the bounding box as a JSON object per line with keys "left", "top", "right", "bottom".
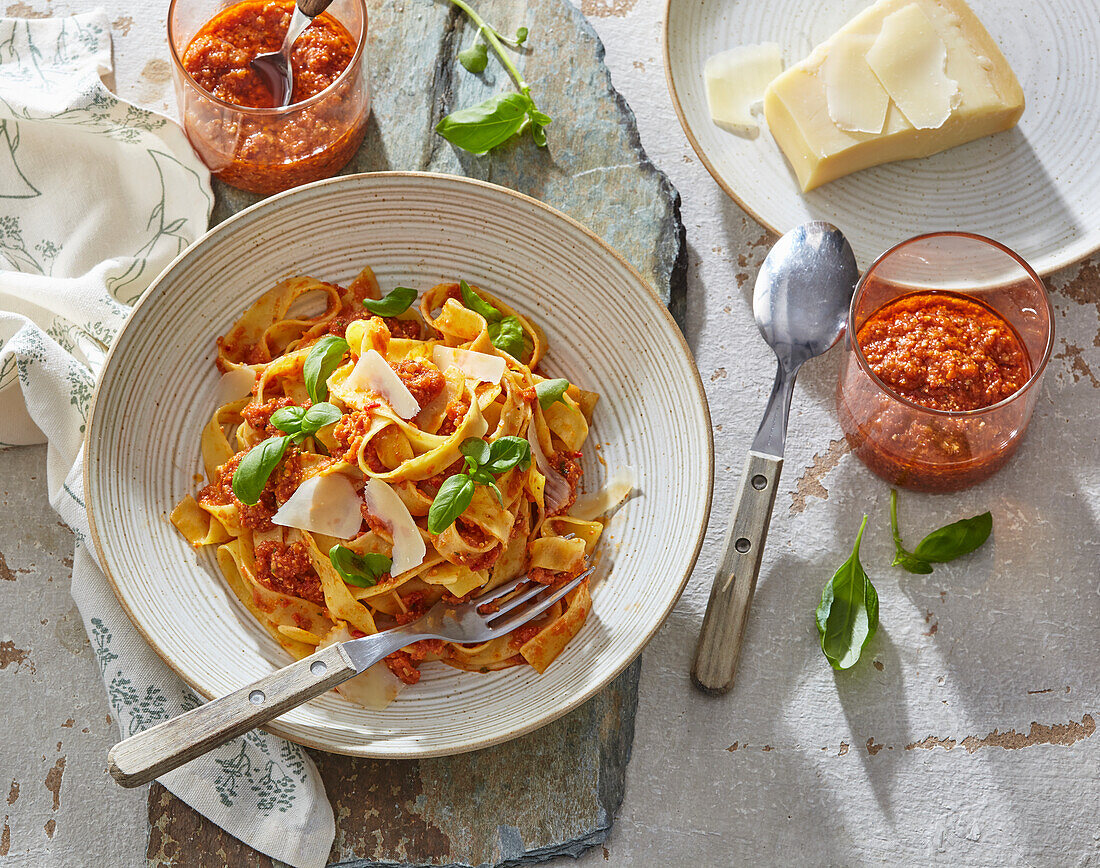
{"left": 5, "top": 0, "right": 1100, "bottom": 865}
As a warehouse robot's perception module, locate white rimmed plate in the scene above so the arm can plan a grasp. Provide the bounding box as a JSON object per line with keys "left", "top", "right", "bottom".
{"left": 85, "top": 172, "right": 713, "bottom": 757}
{"left": 665, "top": 0, "right": 1100, "bottom": 273}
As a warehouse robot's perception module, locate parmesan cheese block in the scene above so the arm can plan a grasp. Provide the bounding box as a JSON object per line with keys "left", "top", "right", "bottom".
{"left": 704, "top": 43, "right": 784, "bottom": 137}
{"left": 763, "top": 0, "right": 1024, "bottom": 191}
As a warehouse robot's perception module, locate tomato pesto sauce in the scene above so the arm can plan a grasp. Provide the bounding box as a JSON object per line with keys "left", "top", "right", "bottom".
{"left": 856, "top": 291, "right": 1030, "bottom": 412}
{"left": 182, "top": 0, "right": 355, "bottom": 108}
{"left": 176, "top": 0, "right": 368, "bottom": 194}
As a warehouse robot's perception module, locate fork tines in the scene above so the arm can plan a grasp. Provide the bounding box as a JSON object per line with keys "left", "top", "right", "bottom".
{"left": 486, "top": 567, "right": 595, "bottom": 635}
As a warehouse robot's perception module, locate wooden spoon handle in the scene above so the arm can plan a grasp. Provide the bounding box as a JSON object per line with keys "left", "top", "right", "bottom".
{"left": 107, "top": 643, "right": 358, "bottom": 788}
{"left": 297, "top": 0, "right": 335, "bottom": 17}
{"left": 691, "top": 449, "right": 783, "bottom": 694}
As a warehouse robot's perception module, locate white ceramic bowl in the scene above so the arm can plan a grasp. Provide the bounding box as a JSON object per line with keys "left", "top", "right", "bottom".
{"left": 85, "top": 172, "right": 713, "bottom": 757}
{"left": 664, "top": 0, "right": 1100, "bottom": 274}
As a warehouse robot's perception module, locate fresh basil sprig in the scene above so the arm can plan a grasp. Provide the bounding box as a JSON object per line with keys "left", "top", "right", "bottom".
{"left": 329, "top": 544, "right": 392, "bottom": 588}
{"left": 231, "top": 402, "right": 344, "bottom": 505}
{"left": 303, "top": 335, "right": 349, "bottom": 404}
{"left": 270, "top": 402, "right": 342, "bottom": 444}
{"left": 535, "top": 378, "right": 569, "bottom": 409}
{"left": 816, "top": 515, "right": 879, "bottom": 671}
{"left": 890, "top": 489, "right": 993, "bottom": 575}
{"left": 458, "top": 280, "right": 528, "bottom": 359}
{"left": 362, "top": 286, "right": 417, "bottom": 317}
{"left": 437, "top": 0, "right": 550, "bottom": 154}
{"left": 426, "top": 435, "right": 531, "bottom": 534}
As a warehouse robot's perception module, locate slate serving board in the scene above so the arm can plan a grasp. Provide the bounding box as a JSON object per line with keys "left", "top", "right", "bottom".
{"left": 149, "top": 1, "right": 684, "bottom": 864}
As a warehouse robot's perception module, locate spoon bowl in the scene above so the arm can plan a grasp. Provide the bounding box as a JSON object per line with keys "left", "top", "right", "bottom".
{"left": 754, "top": 221, "right": 859, "bottom": 369}
{"left": 251, "top": 0, "right": 335, "bottom": 108}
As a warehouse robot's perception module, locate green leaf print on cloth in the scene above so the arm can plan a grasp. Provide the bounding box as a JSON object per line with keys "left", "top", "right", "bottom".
{"left": 0, "top": 12, "right": 334, "bottom": 868}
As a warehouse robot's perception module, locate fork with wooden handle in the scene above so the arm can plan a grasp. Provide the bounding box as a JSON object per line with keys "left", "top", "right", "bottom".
{"left": 108, "top": 567, "right": 593, "bottom": 787}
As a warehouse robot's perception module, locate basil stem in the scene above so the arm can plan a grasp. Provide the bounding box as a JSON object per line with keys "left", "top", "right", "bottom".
{"left": 816, "top": 515, "right": 879, "bottom": 671}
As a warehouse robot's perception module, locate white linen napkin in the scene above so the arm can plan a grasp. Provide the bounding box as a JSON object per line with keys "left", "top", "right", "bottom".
{"left": 0, "top": 11, "right": 335, "bottom": 867}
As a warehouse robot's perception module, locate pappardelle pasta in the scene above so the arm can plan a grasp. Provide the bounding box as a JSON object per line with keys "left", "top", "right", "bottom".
{"left": 171, "top": 267, "right": 628, "bottom": 707}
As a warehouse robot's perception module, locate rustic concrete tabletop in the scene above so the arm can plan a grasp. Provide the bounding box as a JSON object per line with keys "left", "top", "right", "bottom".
{"left": 4, "top": 0, "right": 1100, "bottom": 865}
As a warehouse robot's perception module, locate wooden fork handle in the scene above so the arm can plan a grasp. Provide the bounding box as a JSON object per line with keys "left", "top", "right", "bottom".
{"left": 108, "top": 643, "right": 357, "bottom": 788}
{"left": 692, "top": 450, "right": 783, "bottom": 694}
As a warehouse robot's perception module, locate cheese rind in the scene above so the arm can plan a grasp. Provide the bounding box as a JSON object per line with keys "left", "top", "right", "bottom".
{"left": 705, "top": 43, "right": 784, "bottom": 137}
{"left": 763, "top": 0, "right": 1024, "bottom": 192}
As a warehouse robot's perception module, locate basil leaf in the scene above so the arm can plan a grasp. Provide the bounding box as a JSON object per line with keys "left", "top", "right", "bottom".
{"left": 816, "top": 515, "right": 878, "bottom": 670}
{"left": 329, "top": 544, "right": 392, "bottom": 588}
{"left": 889, "top": 490, "right": 992, "bottom": 573}
{"left": 485, "top": 435, "right": 531, "bottom": 474}
{"left": 302, "top": 402, "right": 342, "bottom": 433}
{"left": 534, "top": 378, "right": 569, "bottom": 409}
{"left": 427, "top": 474, "right": 475, "bottom": 535}
{"left": 362, "top": 286, "right": 417, "bottom": 317}
{"left": 913, "top": 511, "right": 993, "bottom": 563}
{"left": 270, "top": 406, "right": 305, "bottom": 435}
{"left": 303, "top": 335, "right": 349, "bottom": 404}
{"left": 459, "top": 279, "right": 502, "bottom": 322}
{"left": 488, "top": 315, "right": 526, "bottom": 358}
{"left": 231, "top": 436, "right": 290, "bottom": 506}
{"left": 436, "top": 92, "right": 534, "bottom": 155}
{"left": 458, "top": 41, "right": 489, "bottom": 73}
{"left": 459, "top": 437, "right": 490, "bottom": 467}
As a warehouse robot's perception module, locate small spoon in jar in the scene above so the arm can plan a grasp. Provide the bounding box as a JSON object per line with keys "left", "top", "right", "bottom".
{"left": 250, "top": 0, "right": 335, "bottom": 108}
{"left": 691, "top": 222, "right": 859, "bottom": 694}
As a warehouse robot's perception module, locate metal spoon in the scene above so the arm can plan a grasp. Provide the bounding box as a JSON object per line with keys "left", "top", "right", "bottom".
{"left": 250, "top": 0, "right": 334, "bottom": 108}
{"left": 692, "top": 222, "right": 859, "bottom": 694}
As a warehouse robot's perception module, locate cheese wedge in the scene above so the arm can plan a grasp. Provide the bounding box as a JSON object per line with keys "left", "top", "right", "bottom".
{"left": 763, "top": 0, "right": 1024, "bottom": 191}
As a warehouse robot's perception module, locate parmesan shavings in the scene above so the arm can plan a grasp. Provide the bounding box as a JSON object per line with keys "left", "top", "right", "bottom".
{"left": 363, "top": 477, "right": 426, "bottom": 575}
{"left": 320, "top": 624, "right": 403, "bottom": 709}
{"left": 432, "top": 345, "right": 506, "bottom": 384}
{"left": 570, "top": 466, "right": 635, "bottom": 521}
{"left": 528, "top": 426, "right": 571, "bottom": 514}
{"left": 272, "top": 474, "right": 363, "bottom": 539}
{"left": 213, "top": 367, "right": 257, "bottom": 406}
{"left": 344, "top": 348, "right": 420, "bottom": 419}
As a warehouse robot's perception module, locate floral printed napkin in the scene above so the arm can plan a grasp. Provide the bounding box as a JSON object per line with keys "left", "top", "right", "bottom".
{"left": 0, "top": 11, "right": 335, "bottom": 867}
